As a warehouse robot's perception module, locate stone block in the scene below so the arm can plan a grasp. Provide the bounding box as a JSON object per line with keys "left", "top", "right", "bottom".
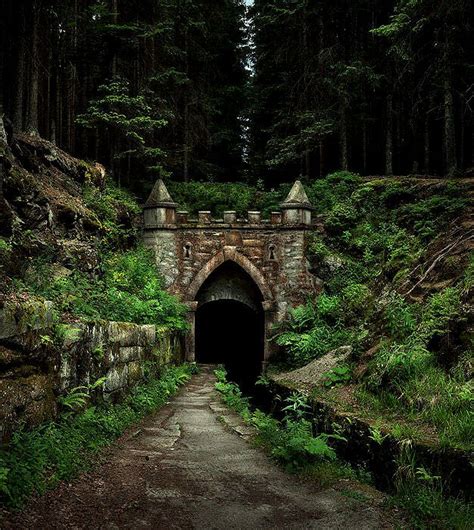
{"left": 247, "top": 211, "right": 261, "bottom": 224}
{"left": 270, "top": 212, "right": 282, "bottom": 225}
{"left": 243, "top": 239, "right": 264, "bottom": 247}
{"left": 140, "top": 324, "right": 156, "bottom": 345}
{"left": 107, "top": 321, "right": 140, "bottom": 347}
{"left": 0, "top": 299, "right": 55, "bottom": 339}
{"left": 0, "top": 374, "right": 57, "bottom": 441}
{"left": 104, "top": 364, "right": 129, "bottom": 393}
{"left": 128, "top": 361, "right": 144, "bottom": 384}
{"left": 119, "top": 345, "right": 144, "bottom": 363}
{"left": 198, "top": 211, "right": 212, "bottom": 224}
{"left": 223, "top": 211, "right": 237, "bottom": 223}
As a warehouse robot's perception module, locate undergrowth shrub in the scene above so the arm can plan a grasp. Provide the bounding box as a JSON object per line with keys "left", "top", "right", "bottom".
{"left": 214, "top": 369, "right": 342, "bottom": 472}
{"left": 276, "top": 173, "right": 471, "bottom": 455}
{"left": 83, "top": 180, "right": 141, "bottom": 247}
{"left": 19, "top": 247, "right": 187, "bottom": 330}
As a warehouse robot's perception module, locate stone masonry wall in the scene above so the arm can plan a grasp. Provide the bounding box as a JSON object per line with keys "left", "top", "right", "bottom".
{"left": 0, "top": 299, "right": 183, "bottom": 442}
{"left": 144, "top": 221, "right": 316, "bottom": 309}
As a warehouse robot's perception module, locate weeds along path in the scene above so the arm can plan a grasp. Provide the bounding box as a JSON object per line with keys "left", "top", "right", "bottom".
{"left": 4, "top": 368, "right": 396, "bottom": 529}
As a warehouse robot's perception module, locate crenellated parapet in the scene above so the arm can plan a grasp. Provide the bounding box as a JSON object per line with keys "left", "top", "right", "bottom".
{"left": 144, "top": 180, "right": 314, "bottom": 230}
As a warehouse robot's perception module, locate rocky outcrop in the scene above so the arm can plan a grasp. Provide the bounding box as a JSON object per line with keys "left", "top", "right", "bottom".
{"left": 0, "top": 132, "right": 138, "bottom": 293}
{"left": 272, "top": 346, "right": 352, "bottom": 390}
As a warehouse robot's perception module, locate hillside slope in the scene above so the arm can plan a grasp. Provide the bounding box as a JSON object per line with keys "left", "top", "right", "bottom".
{"left": 272, "top": 174, "right": 473, "bottom": 452}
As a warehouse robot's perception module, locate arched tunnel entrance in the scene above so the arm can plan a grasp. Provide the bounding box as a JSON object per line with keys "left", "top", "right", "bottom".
{"left": 194, "top": 261, "right": 264, "bottom": 390}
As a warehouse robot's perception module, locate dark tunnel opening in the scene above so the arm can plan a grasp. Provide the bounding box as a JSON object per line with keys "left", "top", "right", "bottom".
{"left": 195, "top": 300, "right": 264, "bottom": 391}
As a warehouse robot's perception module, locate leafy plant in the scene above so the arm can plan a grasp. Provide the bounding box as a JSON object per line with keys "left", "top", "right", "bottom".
{"left": 281, "top": 392, "right": 310, "bottom": 421}
{"left": 368, "top": 426, "right": 388, "bottom": 446}
{"left": 22, "top": 247, "right": 188, "bottom": 330}
{"left": 322, "top": 365, "right": 352, "bottom": 388}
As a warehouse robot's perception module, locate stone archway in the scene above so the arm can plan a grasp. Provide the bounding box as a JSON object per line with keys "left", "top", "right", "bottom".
{"left": 143, "top": 179, "right": 317, "bottom": 368}
{"left": 184, "top": 247, "right": 276, "bottom": 368}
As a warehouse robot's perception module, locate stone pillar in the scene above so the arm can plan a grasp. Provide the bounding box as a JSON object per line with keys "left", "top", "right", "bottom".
{"left": 270, "top": 212, "right": 282, "bottom": 225}
{"left": 143, "top": 179, "right": 178, "bottom": 228}
{"left": 177, "top": 211, "right": 189, "bottom": 224}
{"left": 262, "top": 300, "right": 277, "bottom": 368}
{"left": 198, "top": 211, "right": 212, "bottom": 224}
{"left": 248, "top": 211, "right": 261, "bottom": 224}
{"left": 185, "top": 301, "right": 199, "bottom": 362}
{"left": 223, "top": 211, "right": 237, "bottom": 224}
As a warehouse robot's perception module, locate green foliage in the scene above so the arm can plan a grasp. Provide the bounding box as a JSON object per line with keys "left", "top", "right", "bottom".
{"left": 167, "top": 181, "right": 287, "bottom": 217}
{"left": 77, "top": 77, "right": 168, "bottom": 176}
{"left": 275, "top": 296, "right": 354, "bottom": 367}
{"left": 0, "top": 364, "right": 194, "bottom": 509}
{"left": 368, "top": 426, "right": 389, "bottom": 446}
{"left": 393, "top": 480, "right": 473, "bottom": 530}
{"left": 0, "top": 237, "right": 11, "bottom": 254}
{"left": 322, "top": 365, "right": 352, "bottom": 388}
{"left": 214, "top": 370, "right": 341, "bottom": 472}
{"left": 342, "top": 284, "right": 371, "bottom": 313}
{"left": 384, "top": 293, "right": 418, "bottom": 341}
{"left": 275, "top": 173, "right": 471, "bottom": 458}
{"left": 214, "top": 380, "right": 251, "bottom": 416}
{"left": 281, "top": 392, "right": 310, "bottom": 421}
{"left": 58, "top": 378, "right": 108, "bottom": 415}
{"left": 83, "top": 180, "right": 141, "bottom": 247}
{"left": 264, "top": 418, "right": 339, "bottom": 472}
{"left": 22, "top": 247, "right": 187, "bottom": 330}
{"left": 390, "top": 440, "right": 474, "bottom": 529}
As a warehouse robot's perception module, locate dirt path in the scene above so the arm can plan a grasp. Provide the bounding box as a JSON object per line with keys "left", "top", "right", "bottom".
{"left": 3, "top": 369, "right": 398, "bottom": 529}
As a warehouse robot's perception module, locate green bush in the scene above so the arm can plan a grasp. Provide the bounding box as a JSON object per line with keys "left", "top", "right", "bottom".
{"left": 167, "top": 181, "right": 288, "bottom": 217}
{"left": 22, "top": 247, "right": 187, "bottom": 330}
{"left": 342, "top": 283, "right": 371, "bottom": 314}
{"left": 384, "top": 293, "right": 418, "bottom": 341}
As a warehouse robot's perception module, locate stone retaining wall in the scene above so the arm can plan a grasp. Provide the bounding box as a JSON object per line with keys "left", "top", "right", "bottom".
{"left": 267, "top": 378, "right": 473, "bottom": 498}
{"left": 0, "top": 299, "right": 184, "bottom": 443}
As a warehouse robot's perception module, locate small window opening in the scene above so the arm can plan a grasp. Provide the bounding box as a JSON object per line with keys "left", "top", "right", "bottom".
{"left": 184, "top": 243, "right": 192, "bottom": 259}
{"left": 269, "top": 244, "right": 276, "bottom": 261}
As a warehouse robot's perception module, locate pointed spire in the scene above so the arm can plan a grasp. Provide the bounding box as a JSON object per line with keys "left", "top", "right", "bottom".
{"left": 144, "top": 179, "right": 177, "bottom": 208}
{"left": 280, "top": 180, "right": 313, "bottom": 209}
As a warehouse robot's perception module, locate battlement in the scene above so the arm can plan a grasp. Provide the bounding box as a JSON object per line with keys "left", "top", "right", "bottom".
{"left": 173, "top": 210, "right": 281, "bottom": 227}
{"left": 143, "top": 180, "right": 314, "bottom": 229}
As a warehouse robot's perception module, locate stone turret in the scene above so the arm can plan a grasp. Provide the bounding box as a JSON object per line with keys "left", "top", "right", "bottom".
{"left": 280, "top": 180, "right": 313, "bottom": 225}
{"left": 143, "top": 179, "right": 178, "bottom": 228}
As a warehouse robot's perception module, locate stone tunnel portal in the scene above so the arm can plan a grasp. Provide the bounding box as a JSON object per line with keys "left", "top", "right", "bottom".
{"left": 195, "top": 261, "right": 264, "bottom": 389}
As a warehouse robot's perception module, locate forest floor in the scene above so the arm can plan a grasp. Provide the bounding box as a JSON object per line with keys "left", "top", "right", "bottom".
{"left": 2, "top": 368, "right": 401, "bottom": 530}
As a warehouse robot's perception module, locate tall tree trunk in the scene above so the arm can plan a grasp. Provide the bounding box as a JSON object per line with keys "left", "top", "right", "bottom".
{"left": 319, "top": 140, "right": 325, "bottom": 178}
{"left": 111, "top": 0, "right": 118, "bottom": 76}
{"left": 183, "top": 23, "right": 190, "bottom": 182}
{"left": 26, "top": 1, "right": 40, "bottom": 136}
{"left": 444, "top": 76, "right": 457, "bottom": 176}
{"left": 13, "top": 6, "right": 26, "bottom": 132}
{"left": 340, "top": 101, "right": 348, "bottom": 171}
{"left": 0, "top": 102, "right": 7, "bottom": 200}
{"left": 362, "top": 122, "right": 367, "bottom": 174}
{"left": 385, "top": 94, "right": 393, "bottom": 175}
{"left": 183, "top": 99, "right": 190, "bottom": 182}
{"left": 423, "top": 110, "right": 430, "bottom": 174}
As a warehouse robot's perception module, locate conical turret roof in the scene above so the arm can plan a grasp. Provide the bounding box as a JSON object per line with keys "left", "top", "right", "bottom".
{"left": 144, "top": 179, "right": 178, "bottom": 208}
{"left": 280, "top": 180, "right": 313, "bottom": 209}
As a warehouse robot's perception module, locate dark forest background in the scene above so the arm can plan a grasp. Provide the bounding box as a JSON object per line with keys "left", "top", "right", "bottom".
{"left": 0, "top": 0, "right": 473, "bottom": 191}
